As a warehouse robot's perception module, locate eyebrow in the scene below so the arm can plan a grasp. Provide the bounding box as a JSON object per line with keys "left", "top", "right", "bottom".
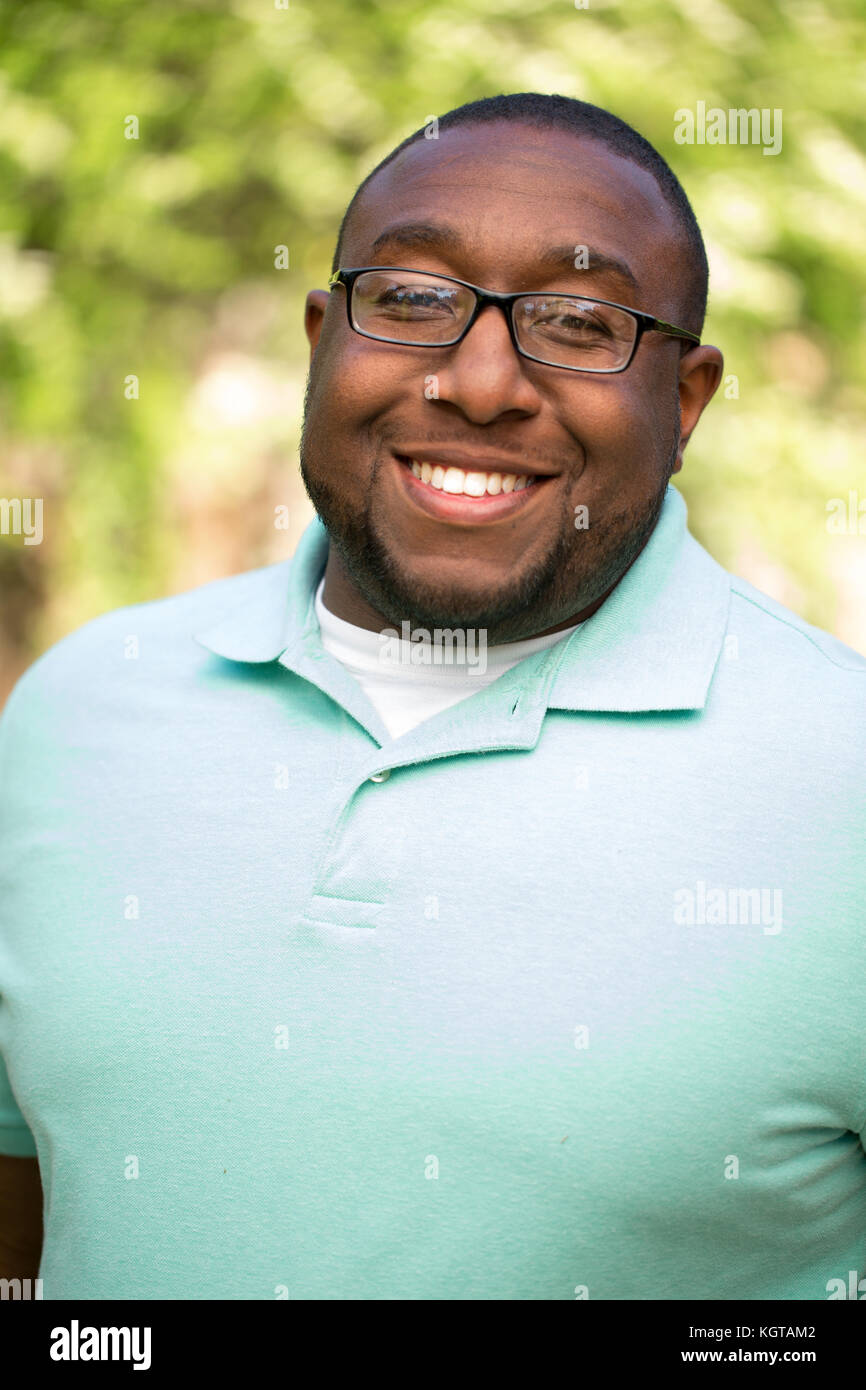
{"left": 367, "top": 221, "right": 640, "bottom": 294}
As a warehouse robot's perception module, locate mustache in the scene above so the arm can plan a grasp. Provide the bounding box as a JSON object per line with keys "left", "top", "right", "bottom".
{"left": 384, "top": 435, "right": 576, "bottom": 472}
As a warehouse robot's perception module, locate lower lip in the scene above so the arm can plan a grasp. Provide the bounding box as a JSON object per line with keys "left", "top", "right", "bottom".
{"left": 393, "top": 454, "right": 550, "bottom": 524}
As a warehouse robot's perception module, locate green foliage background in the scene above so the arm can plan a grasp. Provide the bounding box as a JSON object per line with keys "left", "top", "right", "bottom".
{"left": 1, "top": 0, "right": 865, "bottom": 698}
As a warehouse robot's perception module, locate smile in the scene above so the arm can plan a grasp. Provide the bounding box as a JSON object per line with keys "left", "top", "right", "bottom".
{"left": 393, "top": 452, "right": 550, "bottom": 525}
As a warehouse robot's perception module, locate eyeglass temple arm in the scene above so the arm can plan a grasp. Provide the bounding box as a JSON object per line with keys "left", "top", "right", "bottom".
{"left": 651, "top": 317, "right": 701, "bottom": 344}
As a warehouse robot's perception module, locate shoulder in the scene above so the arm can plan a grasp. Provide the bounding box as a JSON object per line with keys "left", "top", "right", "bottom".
{"left": 727, "top": 573, "right": 866, "bottom": 677}
{"left": 1, "top": 561, "right": 291, "bottom": 728}
{"left": 719, "top": 575, "right": 866, "bottom": 759}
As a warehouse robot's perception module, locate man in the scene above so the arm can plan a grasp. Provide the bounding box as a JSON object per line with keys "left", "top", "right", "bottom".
{"left": 1, "top": 93, "right": 864, "bottom": 1301}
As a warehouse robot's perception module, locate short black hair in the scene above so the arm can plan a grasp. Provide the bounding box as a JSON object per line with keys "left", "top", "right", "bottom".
{"left": 330, "top": 92, "right": 709, "bottom": 336}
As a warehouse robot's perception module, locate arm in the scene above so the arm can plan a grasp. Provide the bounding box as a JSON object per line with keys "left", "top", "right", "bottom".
{"left": 0, "top": 1154, "right": 43, "bottom": 1281}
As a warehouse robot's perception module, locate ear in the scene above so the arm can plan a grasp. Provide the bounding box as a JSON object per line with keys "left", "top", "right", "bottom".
{"left": 305, "top": 289, "right": 330, "bottom": 355}
{"left": 672, "top": 345, "right": 724, "bottom": 474}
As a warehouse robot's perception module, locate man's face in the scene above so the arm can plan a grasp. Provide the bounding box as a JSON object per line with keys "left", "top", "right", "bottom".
{"left": 301, "top": 123, "right": 721, "bottom": 642}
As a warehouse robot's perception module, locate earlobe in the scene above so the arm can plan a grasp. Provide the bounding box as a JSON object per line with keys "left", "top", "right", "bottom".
{"left": 677, "top": 344, "right": 724, "bottom": 455}
{"left": 678, "top": 344, "right": 724, "bottom": 402}
{"left": 305, "top": 290, "right": 330, "bottom": 353}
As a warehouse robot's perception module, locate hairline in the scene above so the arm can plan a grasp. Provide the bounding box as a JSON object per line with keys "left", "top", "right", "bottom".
{"left": 331, "top": 115, "right": 707, "bottom": 336}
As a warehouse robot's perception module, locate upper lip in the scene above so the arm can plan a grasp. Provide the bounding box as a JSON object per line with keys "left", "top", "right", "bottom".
{"left": 394, "top": 447, "right": 559, "bottom": 478}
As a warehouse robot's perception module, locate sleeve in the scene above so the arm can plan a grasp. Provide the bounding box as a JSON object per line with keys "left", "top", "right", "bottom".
{"left": 0, "top": 676, "right": 39, "bottom": 1157}
{"left": 0, "top": 1049, "right": 37, "bottom": 1157}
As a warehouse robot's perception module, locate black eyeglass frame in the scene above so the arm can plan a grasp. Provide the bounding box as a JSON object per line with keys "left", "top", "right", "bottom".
{"left": 328, "top": 265, "right": 701, "bottom": 374}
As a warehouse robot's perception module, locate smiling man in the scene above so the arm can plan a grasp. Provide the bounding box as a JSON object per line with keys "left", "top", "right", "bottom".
{"left": 1, "top": 93, "right": 865, "bottom": 1303}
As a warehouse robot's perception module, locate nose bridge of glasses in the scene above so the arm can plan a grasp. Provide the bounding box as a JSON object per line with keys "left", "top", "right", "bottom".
{"left": 470, "top": 288, "right": 513, "bottom": 325}
{"left": 453, "top": 286, "right": 531, "bottom": 351}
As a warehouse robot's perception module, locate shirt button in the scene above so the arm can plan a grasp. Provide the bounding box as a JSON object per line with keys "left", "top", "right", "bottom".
{"left": 369, "top": 769, "right": 391, "bottom": 783}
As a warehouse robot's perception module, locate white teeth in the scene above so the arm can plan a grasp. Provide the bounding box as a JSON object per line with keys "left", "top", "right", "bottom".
{"left": 409, "top": 460, "right": 533, "bottom": 496}
{"left": 463, "top": 472, "right": 488, "bottom": 497}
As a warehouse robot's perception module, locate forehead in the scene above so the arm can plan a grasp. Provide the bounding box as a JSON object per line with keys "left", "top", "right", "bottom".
{"left": 345, "top": 123, "right": 682, "bottom": 308}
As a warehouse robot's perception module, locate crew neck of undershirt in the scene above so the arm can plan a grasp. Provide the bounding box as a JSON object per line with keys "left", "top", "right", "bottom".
{"left": 313, "top": 576, "right": 582, "bottom": 683}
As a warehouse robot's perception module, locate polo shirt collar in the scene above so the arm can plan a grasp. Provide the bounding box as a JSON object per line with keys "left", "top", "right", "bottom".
{"left": 548, "top": 484, "right": 731, "bottom": 713}
{"left": 194, "top": 516, "right": 326, "bottom": 666}
{"left": 195, "top": 483, "right": 731, "bottom": 716}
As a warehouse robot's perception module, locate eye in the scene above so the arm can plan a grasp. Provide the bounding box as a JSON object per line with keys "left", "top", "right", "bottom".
{"left": 372, "top": 283, "right": 459, "bottom": 316}
{"left": 554, "top": 313, "right": 611, "bottom": 336}
{"left": 527, "top": 300, "right": 614, "bottom": 338}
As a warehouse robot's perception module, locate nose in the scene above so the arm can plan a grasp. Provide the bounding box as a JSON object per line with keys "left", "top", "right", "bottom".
{"left": 429, "top": 303, "right": 542, "bottom": 424}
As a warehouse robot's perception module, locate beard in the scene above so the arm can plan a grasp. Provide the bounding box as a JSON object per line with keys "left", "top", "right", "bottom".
{"left": 299, "top": 396, "right": 679, "bottom": 644}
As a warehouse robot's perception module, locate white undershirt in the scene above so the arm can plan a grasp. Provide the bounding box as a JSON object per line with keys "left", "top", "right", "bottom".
{"left": 314, "top": 577, "right": 582, "bottom": 738}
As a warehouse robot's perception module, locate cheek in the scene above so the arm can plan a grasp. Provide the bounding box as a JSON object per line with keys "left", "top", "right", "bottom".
{"left": 315, "top": 332, "right": 420, "bottom": 431}
{"left": 598, "top": 371, "right": 675, "bottom": 463}
{"left": 559, "top": 383, "right": 648, "bottom": 462}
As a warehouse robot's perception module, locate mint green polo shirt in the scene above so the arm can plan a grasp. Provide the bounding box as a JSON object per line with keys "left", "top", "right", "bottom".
{"left": 1, "top": 483, "right": 865, "bottom": 1301}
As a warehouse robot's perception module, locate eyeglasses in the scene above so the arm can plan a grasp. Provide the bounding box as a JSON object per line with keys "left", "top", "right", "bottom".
{"left": 328, "top": 266, "right": 700, "bottom": 374}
